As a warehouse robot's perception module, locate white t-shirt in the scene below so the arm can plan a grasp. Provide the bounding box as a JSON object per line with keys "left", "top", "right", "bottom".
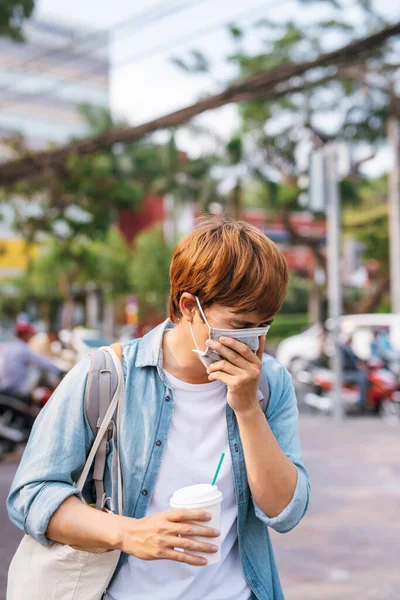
{"left": 106, "top": 369, "right": 251, "bottom": 600}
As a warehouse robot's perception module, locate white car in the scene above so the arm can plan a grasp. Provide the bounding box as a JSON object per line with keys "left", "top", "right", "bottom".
{"left": 276, "top": 313, "right": 400, "bottom": 374}
{"left": 59, "top": 328, "right": 114, "bottom": 362}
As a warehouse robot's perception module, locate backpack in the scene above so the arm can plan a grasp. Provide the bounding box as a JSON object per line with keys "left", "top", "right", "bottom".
{"left": 85, "top": 343, "right": 271, "bottom": 510}
{"left": 85, "top": 343, "right": 122, "bottom": 511}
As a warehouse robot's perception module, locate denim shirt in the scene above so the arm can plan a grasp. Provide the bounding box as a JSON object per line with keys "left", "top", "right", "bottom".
{"left": 7, "top": 319, "right": 310, "bottom": 600}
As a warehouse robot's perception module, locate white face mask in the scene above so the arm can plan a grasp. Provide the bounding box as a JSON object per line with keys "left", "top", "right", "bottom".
{"left": 189, "top": 296, "right": 271, "bottom": 369}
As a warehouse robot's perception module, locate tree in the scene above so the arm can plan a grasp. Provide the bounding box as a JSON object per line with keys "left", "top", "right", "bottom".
{"left": 342, "top": 174, "right": 390, "bottom": 312}
{"left": 0, "top": 22, "right": 398, "bottom": 184}
{"left": 5, "top": 227, "right": 133, "bottom": 327}
{"left": 1, "top": 107, "right": 145, "bottom": 326}
{"left": 172, "top": 0, "right": 399, "bottom": 314}
{"left": 150, "top": 130, "right": 222, "bottom": 216}
{"left": 0, "top": 105, "right": 226, "bottom": 325}
{"left": 129, "top": 225, "right": 173, "bottom": 320}
{"left": 0, "top": 0, "right": 34, "bottom": 40}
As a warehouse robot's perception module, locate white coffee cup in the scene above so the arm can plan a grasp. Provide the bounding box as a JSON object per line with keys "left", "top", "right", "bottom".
{"left": 170, "top": 483, "right": 223, "bottom": 565}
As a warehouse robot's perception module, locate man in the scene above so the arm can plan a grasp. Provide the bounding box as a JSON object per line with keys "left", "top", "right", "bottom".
{"left": 29, "top": 329, "right": 75, "bottom": 371}
{"left": 8, "top": 216, "right": 310, "bottom": 600}
{"left": 341, "top": 334, "right": 369, "bottom": 410}
{"left": 0, "top": 322, "right": 63, "bottom": 398}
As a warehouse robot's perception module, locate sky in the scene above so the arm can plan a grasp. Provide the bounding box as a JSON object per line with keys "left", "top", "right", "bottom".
{"left": 35, "top": 0, "right": 398, "bottom": 176}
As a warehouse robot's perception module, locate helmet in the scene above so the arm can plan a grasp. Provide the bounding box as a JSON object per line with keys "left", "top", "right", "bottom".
{"left": 15, "top": 322, "right": 37, "bottom": 337}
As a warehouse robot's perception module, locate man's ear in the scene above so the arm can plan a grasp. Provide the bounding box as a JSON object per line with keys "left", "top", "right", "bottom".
{"left": 179, "top": 293, "right": 197, "bottom": 323}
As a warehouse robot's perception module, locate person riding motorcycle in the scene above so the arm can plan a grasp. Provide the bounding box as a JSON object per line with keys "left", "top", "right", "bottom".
{"left": 0, "top": 322, "right": 64, "bottom": 399}
{"left": 340, "top": 334, "right": 369, "bottom": 411}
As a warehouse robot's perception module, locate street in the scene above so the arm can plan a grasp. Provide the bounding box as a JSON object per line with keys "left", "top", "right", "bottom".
{"left": 1, "top": 414, "right": 399, "bottom": 599}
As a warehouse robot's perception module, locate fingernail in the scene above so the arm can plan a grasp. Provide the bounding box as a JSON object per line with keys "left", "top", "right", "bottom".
{"left": 213, "top": 529, "right": 220, "bottom": 536}
{"left": 200, "top": 558, "right": 208, "bottom": 565}
{"left": 219, "top": 336, "right": 228, "bottom": 342}
{"left": 211, "top": 545, "right": 218, "bottom": 552}
{"left": 204, "top": 512, "right": 212, "bottom": 519}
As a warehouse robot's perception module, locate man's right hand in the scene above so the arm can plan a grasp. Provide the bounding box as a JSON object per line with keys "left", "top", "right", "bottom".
{"left": 117, "top": 509, "right": 220, "bottom": 566}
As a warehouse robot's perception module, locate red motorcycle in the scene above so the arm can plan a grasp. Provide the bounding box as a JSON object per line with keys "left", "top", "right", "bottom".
{"left": 304, "top": 358, "right": 400, "bottom": 424}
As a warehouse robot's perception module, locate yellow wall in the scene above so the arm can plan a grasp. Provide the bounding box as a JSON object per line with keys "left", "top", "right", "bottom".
{"left": 0, "top": 239, "right": 39, "bottom": 276}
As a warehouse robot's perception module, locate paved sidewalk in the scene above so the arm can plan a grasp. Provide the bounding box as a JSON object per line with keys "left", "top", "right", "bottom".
{"left": 0, "top": 414, "right": 399, "bottom": 599}
{"left": 272, "top": 415, "right": 400, "bottom": 599}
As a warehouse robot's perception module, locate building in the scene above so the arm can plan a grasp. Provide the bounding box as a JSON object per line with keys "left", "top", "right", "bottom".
{"left": 0, "top": 17, "right": 110, "bottom": 280}
{"left": 0, "top": 18, "right": 109, "bottom": 146}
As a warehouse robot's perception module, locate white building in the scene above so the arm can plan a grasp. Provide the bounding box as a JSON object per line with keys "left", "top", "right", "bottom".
{"left": 0, "top": 17, "right": 110, "bottom": 280}
{"left": 0, "top": 17, "right": 109, "bottom": 146}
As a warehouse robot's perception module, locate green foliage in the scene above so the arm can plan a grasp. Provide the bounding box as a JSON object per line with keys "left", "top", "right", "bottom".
{"left": 149, "top": 131, "right": 222, "bottom": 211}
{"left": 170, "top": 50, "right": 210, "bottom": 74}
{"left": 171, "top": 1, "right": 395, "bottom": 321}
{"left": 194, "top": 0, "right": 396, "bottom": 189}
{"left": 226, "top": 135, "right": 243, "bottom": 164}
{"left": 0, "top": 0, "right": 34, "bottom": 41}
{"left": 3, "top": 107, "right": 144, "bottom": 255}
{"left": 280, "top": 275, "right": 311, "bottom": 314}
{"left": 268, "top": 313, "right": 309, "bottom": 341}
{"left": 4, "top": 228, "right": 133, "bottom": 307}
{"left": 228, "top": 24, "right": 243, "bottom": 40}
{"left": 343, "top": 174, "right": 389, "bottom": 269}
{"left": 80, "top": 228, "right": 133, "bottom": 298}
{"left": 129, "top": 225, "right": 173, "bottom": 320}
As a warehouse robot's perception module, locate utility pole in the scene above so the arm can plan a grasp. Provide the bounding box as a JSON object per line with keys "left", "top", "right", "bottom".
{"left": 388, "top": 114, "right": 400, "bottom": 314}
{"left": 325, "top": 146, "right": 344, "bottom": 421}
{"left": 309, "top": 143, "right": 345, "bottom": 420}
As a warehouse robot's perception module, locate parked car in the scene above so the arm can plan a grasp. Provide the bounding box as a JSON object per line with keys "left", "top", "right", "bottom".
{"left": 276, "top": 314, "right": 400, "bottom": 374}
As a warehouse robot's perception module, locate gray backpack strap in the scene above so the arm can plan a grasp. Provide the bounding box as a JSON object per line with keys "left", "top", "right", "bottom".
{"left": 258, "top": 367, "right": 270, "bottom": 415}
{"left": 85, "top": 348, "right": 120, "bottom": 511}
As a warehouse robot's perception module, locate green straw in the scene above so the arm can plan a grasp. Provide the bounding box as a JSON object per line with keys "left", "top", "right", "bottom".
{"left": 211, "top": 452, "right": 225, "bottom": 486}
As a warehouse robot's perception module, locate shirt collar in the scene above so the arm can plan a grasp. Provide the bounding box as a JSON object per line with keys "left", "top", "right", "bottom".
{"left": 135, "top": 318, "right": 176, "bottom": 368}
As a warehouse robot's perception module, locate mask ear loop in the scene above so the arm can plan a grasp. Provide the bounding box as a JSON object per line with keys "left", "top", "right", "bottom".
{"left": 189, "top": 322, "right": 202, "bottom": 353}
{"left": 190, "top": 296, "right": 211, "bottom": 354}
{"left": 195, "top": 296, "right": 211, "bottom": 328}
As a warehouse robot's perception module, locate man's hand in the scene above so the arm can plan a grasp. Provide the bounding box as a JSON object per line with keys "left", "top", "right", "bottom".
{"left": 205, "top": 336, "right": 265, "bottom": 414}
{"left": 118, "top": 509, "right": 220, "bottom": 566}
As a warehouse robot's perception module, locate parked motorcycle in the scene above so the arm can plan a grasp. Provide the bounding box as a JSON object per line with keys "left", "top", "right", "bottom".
{"left": 304, "top": 358, "right": 400, "bottom": 424}
{"left": 0, "top": 410, "right": 26, "bottom": 461}
{"left": 0, "top": 370, "right": 64, "bottom": 461}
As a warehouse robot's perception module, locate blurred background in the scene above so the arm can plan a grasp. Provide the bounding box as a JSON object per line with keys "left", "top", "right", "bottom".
{"left": 0, "top": 0, "right": 399, "bottom": 598}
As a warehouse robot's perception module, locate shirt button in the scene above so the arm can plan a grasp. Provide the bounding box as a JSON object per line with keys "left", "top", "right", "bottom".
{"left": 252, "top": 580, "right": 259, "bottom": 588}
{"left": 155, "top": 440, "right": 162, "bottom": 446}
{"left": 141, "top": 489, "right": 148, "bottom": 496}
{"left": 165, "top": 396, "right": 170, "bottom": 402}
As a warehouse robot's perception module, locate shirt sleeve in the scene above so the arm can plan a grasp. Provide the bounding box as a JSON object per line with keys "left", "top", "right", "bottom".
{"left": 252, "top": 364, "right": 311, "bottom": 533}
{"left": 6, "top": 356, "right": 93, "bottom": 547}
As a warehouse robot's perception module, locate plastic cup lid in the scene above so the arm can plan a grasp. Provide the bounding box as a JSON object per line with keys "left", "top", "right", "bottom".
{"left": 170, "top": 483, "right": 223, "bottom": 508}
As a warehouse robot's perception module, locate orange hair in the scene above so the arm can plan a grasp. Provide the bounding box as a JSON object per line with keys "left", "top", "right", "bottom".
{"left": 169, "top": 215, "right": 288, "bottom": 323}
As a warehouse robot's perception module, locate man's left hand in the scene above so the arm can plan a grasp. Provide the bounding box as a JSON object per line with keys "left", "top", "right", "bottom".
{"left": 206, "top": 336, "right": 265, "bottom": 414}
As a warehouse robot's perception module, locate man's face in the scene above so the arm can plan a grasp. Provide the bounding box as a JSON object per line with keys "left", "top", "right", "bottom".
{"left": 192, "top": 302, "right": 273, "bottom": 353}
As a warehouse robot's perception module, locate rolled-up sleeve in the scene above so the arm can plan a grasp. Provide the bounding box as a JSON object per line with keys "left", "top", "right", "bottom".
{"left": 252, "top": 363, "right": 310, "bottom": 533}
{"left": 7, "top": 356, "right": 93, "bottom": 546}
